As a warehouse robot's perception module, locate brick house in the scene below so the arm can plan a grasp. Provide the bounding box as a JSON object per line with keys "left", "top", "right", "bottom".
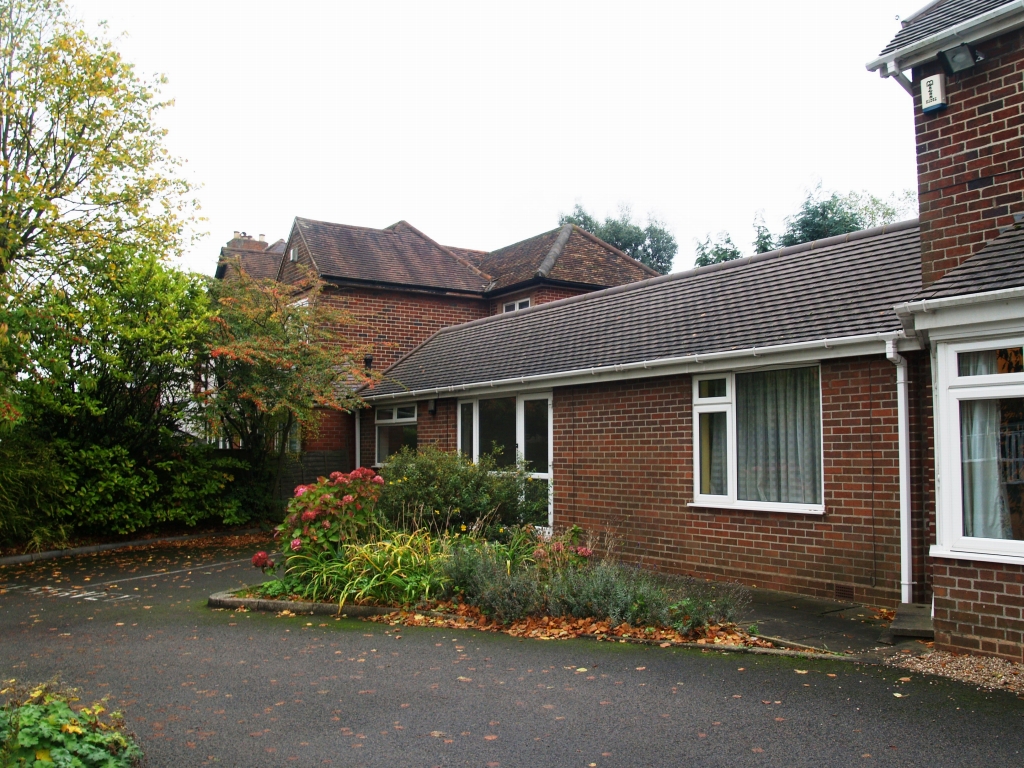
{"left": 354, "top": 1, "right": 1024, "bottom": 662}
{"left": 215, "top": 217, "right": 658, "bottom": 476}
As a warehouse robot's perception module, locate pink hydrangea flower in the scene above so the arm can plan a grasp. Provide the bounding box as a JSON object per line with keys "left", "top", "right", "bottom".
{"left": 301, "top": 510, "right": 317, "bottom": 523}
{"left": 294, "top": 485, "right": 309, "bottom": 497}
{"left": 552, "top": 542, "right": 564, "bottom": 553}
{"left": 533, "top": 547, "right": 548, "bottom": 560}
{"left": 251, "top": 551, "right": 270, "bottom": 568}
{"left": 372, "top": 475, "right": 385, "bottom": 485}
{"left": 290, "top": 538, "right": 302, "bottom": 552}
{"left": 576, "top": 547, "right": 593, "bottom": 558}
{"left": 342, "top": 494, "right": 355, "bottom": 504}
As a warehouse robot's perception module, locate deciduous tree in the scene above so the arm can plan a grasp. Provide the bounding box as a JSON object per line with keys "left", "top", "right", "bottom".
{"left": 559, "top": 204, "right": 677, "bottom": 274}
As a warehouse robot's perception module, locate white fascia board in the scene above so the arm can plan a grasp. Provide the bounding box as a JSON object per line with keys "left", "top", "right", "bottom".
{"left": 364, "top": 332, "right": 917, "bottom": 403}
{"left": 896, "top": 287, "right": 1024, "bottom": 336}
{"left": 866, "top": 1, "right": 1024, "bottom": 74}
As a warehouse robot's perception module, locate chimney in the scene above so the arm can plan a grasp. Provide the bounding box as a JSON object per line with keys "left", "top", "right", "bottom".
{"left": 913, "top": 31, "right": 1024, "bottom": 287}
{"left": 232, "top": 230, "right": 240, "bottom": 240}
{"left": 258, "top": 233, "right": 266, "bottom": 243}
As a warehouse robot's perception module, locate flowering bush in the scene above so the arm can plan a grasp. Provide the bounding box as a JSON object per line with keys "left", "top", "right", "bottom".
{"left": 276, "top": 467, "right": 384, "bottom": 556}
{"left": 251, "top": 550, "right": 276, "bottom": 575}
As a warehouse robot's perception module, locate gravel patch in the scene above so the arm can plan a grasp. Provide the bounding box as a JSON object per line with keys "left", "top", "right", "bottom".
{"left": 886, "top": 650, "right": 1024, "bottom": 695}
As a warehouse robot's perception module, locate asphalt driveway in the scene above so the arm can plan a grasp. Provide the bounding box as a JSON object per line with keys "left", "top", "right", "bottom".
{"left": 1, "top": 541, "right": 1023, "bottom": 767}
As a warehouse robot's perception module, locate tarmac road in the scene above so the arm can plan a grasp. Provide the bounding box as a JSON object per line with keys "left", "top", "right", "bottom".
{"left": 1, "top": 542, "right": 1023, "bottom": 767}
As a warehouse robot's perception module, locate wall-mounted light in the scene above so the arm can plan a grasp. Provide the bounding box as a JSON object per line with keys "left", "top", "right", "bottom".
{"left": 364, "top": 354, "right": 373, "bottom": 370}
{"left": 427, "top": 399, "right": 437, "bottom": 415}
{"left": 938, "top": 44, "right": 980, "bottom": 75}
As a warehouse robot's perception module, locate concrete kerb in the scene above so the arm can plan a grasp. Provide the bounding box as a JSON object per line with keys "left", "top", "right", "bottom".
{"left": 209, "top": 588, "right": 865, "bottom": 662}
{"left": 0, "top": 528, "right": 265, "bottom": 567}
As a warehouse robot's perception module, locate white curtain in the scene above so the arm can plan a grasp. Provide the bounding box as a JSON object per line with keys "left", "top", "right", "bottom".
{"left": 959, "top": 351, "right": 1012, "bottom": 539}
{"left": 736, "top": 367, "right": 822, "bottom": 505}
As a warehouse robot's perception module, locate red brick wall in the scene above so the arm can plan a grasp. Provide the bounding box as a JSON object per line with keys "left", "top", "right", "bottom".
{"left": 914, "top": 29, "right": 1024, "bottom": 287}
{"left": 488, "top": 286, "right": 589, "bottom": 315}
{"left": 551, "top": 356, "right": 913, "bottom": 607}
{"left": 322, "top": 287, "right": 487, "bottom": 373}
{"left": 932, "top": 558, "right": 1024, "bottom": 662}
{"left": 356, "top": 398, "right": 457, "bottom": 467}
{"left": 907, "top": 351, "right": 935, "bottom": 605}
{"left": 303, "top": 409, "right": 356, "bottom": 470}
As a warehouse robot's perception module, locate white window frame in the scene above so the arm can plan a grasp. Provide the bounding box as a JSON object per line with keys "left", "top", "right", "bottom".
{"left": 457, "top": 392, "right": 553, "bottom": 525}
{"left": 502, "top": 298, "right": 531, "bottom": 313}
{"left": 374, "top": 403, "right": 418, "bottom": 466}
{"left": 289, "top": 247, "right": 298, "bottom": 262}
{"left": 690, "top": 366, "right": 825, "bottom": 515}
{"left": 933, "top": 336, "right": 1024, "bottom": 563}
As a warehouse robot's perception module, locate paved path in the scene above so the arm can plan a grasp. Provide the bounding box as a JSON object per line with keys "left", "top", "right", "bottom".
{"left": 2, "top": 543, "right": 1023, "bottom": 767}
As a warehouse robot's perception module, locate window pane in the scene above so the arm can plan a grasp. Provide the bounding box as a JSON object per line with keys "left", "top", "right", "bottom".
{"left": 377, "top": 424, "right": 417, "bottom": 464}
{"left": 699, "top": 378, "right": 726, "bottom": 399}
{"left": 460, "top": 402, "right": 474, "bottom": 457}
{"left": 503, "top": 303, "right": 515, "bottom": 313}
{"left": 376, "top": 407, "right": 393, "bottom": 421}
{"left": 960, "top": 397, "right": 1024, "bottom": 540}
{"left": 736, "top": 367, "right": 822, "bottom": 505}
{"left": 524, "top": 399, "right": 549, "bottom": 473}
{"left": 396, "top": 405, "right": 416, "bottom": 420}
{"left": 479, "top": 396, "right": 516, "bottom": 467}
{"left": 522, "top": 478, "right": 550, "bottom": 526}
{"left": 699, "top": 411, "right": 727, "bottom": 495}
{"left": 959, "top": 348, "right": 1024, "bottom": 376}
{"left": 518, "top": 299, "right": 530, "bottom": 310}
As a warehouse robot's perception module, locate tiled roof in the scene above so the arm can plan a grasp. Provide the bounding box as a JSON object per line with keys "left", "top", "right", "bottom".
{"left": 217, "top": 237, "right": 286, "bottom": 280}
{"left": 367, "top": 221, "right": 922, "bottom": 397}
{"left": 477, "top": 224, "right": 658, "bottom": 292}
{"left": 913, "top": 223, "right": 1024, "bottom": 299}
{"left": 878, "top": 0, "right": 1012, "bottom": 57}
{"left": 294, "top": 218, "right": 489, "bottom": 293}
{"left": 444, "top": 245, "right": 488, "bottom": 268}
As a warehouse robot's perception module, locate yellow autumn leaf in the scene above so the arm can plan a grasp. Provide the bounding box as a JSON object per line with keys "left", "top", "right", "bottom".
{"left": 35, "top": 749, "right": 53, "bottom": 763}
{"left": 61, "top": 723, "right": 85, "bottom": 734}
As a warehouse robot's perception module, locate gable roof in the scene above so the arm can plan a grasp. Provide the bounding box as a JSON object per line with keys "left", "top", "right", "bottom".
{"left": 476, "top": 224, "right": 659, "bottom": 293}
{"left": 216, "top": 237, "right": 286, "bottom": 280}
{"left": 291, "top": 217, "right": 490, "bottom": 293}
{"left": 366, "top": 221, "right": 922, "bottom": 399}
{"left": 913, "top": 222, "right": 1024, "bottom": 300}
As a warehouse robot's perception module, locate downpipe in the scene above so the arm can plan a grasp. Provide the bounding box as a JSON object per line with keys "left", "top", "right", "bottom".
{"left": 886, "top": 339, "right": 914, "bottom": 604}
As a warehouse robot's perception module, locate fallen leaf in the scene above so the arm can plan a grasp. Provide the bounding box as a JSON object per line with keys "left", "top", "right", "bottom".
{"left": 899, "top": 677, "right": 911, "bottom": 682}
{"left": 752, "top": 747, "right": 764, "bottom": 753}
{"left": 893, "top": 693, "right": 904, "bottom": 698}
{"left": 827, "top": 673, "right": 837, "bottom": 678}
{"left": 484, "top": 735, "right": 498, "bottom": 741}
{"left": 457, "top": 677, "right": 472, "bottom": 682}
{"left": 429, "top": 731, "right": 445, "bottom": 738}
{"left": 794, "top": 670, "right": 808, "bottom": 675}
{"left": 636, "top": 666, "right": 646, "bottom": 671}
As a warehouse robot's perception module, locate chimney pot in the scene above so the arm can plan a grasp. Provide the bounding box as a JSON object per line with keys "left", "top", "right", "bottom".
{"left": 233, "top": 230, "right": 240, "bottom": 239}
{"left": 258, "top": 233, "right": 266, "bottom": 242}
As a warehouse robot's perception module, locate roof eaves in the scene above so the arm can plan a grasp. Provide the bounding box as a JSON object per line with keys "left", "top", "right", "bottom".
{"left": 293, "top": 217, "right": 322, "bottom": 278}
{"left": 867, "top": 1, "right": 1024, "bottom": 73}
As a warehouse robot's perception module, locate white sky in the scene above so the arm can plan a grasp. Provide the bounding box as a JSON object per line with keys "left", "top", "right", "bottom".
{"left": 69, "top": 1, "right": 921, "bottom": 275}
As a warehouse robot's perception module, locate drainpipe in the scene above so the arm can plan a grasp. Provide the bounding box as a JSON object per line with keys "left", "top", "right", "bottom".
{"left": 354, "top": 410, "right": 361, "bottom": 469}
{"left": 886, "top": 339, "right": 913, "bottom": 604}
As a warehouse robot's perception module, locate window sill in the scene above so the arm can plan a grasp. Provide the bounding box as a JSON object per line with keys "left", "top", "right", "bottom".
{"left": 930, "top": 545, "right": 1024, "bottom": 566}
{"left": 688, "top": 500, "right": 825, "bottom": 516}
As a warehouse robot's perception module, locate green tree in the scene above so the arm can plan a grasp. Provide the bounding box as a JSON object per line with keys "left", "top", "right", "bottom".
{"left": 559, "top": 204, "right": 677, "bottom": 274}
{"left": 776, "top": 185, "right": 917, "bottom": 248}
{"left": 693, "top": 232, "right": 742, "bottom": 268}
{"left": 1, "top": 245, "right": 240, "bottom": 537}
{"left": 0, "top": 0, "right": 196, "bottom": 279}
{"left": 205, "top": 264, "right": 377, "bottom": 506}
{"left": 752, "top": 212, "right": 775, "bottom": 254}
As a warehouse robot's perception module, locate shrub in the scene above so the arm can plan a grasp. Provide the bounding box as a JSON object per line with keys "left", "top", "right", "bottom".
{"left": 548, "top": 562, "right": 672, "bottom": 627}
{"left": 0, "top": 679, "right": 143, "bottom": 767}
{"left": 441, "top": 544, "right": 543, "bottom": 624}
{"left": 669, "top": 577, "right": 752, "bottom": 634}
{"left": 285, "top": 527, "right": 451, "bottom": 607}
{"left": 277, "top": 467, "right": 384, "bottom": 556}
{"left": 377, "top": 446, "right": 548, "bottom": 531}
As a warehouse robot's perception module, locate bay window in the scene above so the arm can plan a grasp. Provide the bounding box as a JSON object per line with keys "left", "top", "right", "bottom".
{"left": 375, "top": 404, "right": 417, "bottom": 465}
{"left": 693, "top": 366, "right": 823, "bottom": 513}
{"left": 936, "top": 340, "right": 1024, "bottom": 560}
{"left": 458, "top": 393, "right": 553, "bottom": 524}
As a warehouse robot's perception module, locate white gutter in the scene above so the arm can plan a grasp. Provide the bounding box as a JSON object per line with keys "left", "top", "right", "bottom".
{"left": 365, "top": 331, "right": 908, "bottom": 402}
{"left": 867, "top": 1, "right": 1024, "bottom": 76}
{"left": 886, "top": 338, "right": 914, "bottom": 605}
{"left": 893, "top": 285, "right": 1024, "bottom": 318}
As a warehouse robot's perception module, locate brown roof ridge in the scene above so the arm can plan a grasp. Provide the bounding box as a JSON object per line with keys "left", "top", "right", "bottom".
{"left": 289, "top": 217, "right": 322, "bottom": 280}
{"left": 571, "top": 225, "right": 662, "bottom": 277}
{"left": 408, "top": 217, "right": 922, "bottom": 347}
{"left": 390, "top": 220, "right": 493, "bottom": 281}
{"left": 444, "top": 245, "right": 488, "bottom": 255}
{"left": 296, "top": 216, "right": 407, "bottom": 236}
{"left": 535, "top": 224, "right": 573, "bottom": 278}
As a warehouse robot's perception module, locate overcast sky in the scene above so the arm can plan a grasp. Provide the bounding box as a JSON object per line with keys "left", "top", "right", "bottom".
{"left": 70, "top": 1, "right": 921, "bottom": 275}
